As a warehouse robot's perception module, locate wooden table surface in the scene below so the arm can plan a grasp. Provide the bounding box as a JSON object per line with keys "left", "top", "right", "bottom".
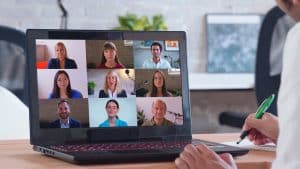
{"left": 0, "top": 133, "right": 275, "bottom": 169}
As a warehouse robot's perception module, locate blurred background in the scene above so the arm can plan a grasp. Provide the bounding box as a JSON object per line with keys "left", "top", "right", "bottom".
{"left": 0, "top": 0, "right": 277, "bottom": 134}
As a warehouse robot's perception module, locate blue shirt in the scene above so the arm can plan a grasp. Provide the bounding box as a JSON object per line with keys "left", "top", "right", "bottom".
{"left": 48, "top": 89, "right": 83, "bottom": 99}
{"left": 60, "top": 118, "right": 70, "bottom": 128}
{"left": 99, "top": 119, "right": 128, "bottom": 127}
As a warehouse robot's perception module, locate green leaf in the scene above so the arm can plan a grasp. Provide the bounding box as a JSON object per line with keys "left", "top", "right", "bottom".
{"left": 88, "top": 81, "right": 96, "bottom": 89}
{"left": 114, "top": 13, "right": 168, "bottom": 31}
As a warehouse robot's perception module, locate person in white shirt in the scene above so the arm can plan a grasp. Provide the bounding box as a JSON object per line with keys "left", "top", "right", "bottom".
{"left": 142, "top": 42, "right": 171, "bottom": 69}
{"left": 175, "top": 0, "right": 300, "bottom": 168}
{"left": 0, "top": 86, "right": 29, "bottom": 140}
{"left": 98, "top": 70, "right": 127, "bottom": 98}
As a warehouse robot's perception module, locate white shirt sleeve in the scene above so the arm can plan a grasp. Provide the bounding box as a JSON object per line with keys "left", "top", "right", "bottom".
{"left": 165, "top": 60, "right": 172, "bottom": 69}
{"left": 272, "top": 23, "right": 300, "bottom": 169}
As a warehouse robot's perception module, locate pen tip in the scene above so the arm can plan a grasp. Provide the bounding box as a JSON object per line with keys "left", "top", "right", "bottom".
{"left": 236, "top": 139, "right": 242, "bottom": 144}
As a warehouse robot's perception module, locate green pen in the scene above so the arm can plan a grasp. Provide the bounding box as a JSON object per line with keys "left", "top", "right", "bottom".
{"left": 236, "top": 94, "right": 275, "bottom": 144}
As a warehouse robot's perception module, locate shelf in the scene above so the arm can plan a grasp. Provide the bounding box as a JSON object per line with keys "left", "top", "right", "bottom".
{"left": 189, "top": 73, "right": 254, "bottom": 90}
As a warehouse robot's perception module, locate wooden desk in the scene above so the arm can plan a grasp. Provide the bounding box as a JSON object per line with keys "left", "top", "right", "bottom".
{"left": 199, "top": 133, "right": 275, "bottom": 169}
{"left": 0, "top": 133, "right": 275, "bottom": 169}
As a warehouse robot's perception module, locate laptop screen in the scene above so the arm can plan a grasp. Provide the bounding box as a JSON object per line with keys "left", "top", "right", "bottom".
{"left": 27, "top": 31, "right": 191, "bottom": 144}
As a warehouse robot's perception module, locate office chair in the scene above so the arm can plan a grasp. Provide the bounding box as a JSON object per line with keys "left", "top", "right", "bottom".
{"left": 219, "top": 6, "right": 294, "bottom": 128}
{"left": 0, "top": 25, "right": 28, "bottom": 106}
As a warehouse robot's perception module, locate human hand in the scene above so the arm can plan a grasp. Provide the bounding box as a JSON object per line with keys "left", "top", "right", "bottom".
{"left": 242, "top": 112, "right": 279, "bottom": 145}
{"left": 175, "top": 144, "right": 237, "bottom": 169}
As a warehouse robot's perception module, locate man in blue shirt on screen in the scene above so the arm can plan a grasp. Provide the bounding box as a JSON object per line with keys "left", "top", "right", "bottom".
{"left": 142, "top": 42, "right": 172, "bottom": 69}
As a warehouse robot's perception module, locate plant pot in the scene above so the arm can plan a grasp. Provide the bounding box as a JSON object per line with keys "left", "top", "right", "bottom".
{"left": 138, "top": 119, "right": 144, "bottom": 126}
{"left": 88, "top": 89, "right": 94, "bottom": 95}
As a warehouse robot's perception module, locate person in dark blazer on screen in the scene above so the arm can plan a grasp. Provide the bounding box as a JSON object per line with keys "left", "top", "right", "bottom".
{"left": 48, "top": 42, "right": 78, "bottom": 69}
{"left": 99, "top": 70, "right": 127, "bottom": 98}
{"left": 48, "top": 99, "right": 81, "bottom": 128}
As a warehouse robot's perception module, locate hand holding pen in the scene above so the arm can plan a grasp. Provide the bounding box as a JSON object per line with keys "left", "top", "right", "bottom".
{"left": 237, "top": 94, "right": 278, "bottom": 144}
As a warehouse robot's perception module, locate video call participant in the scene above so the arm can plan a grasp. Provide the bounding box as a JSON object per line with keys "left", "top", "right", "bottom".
{"left": 146, "top": 70, "right": 173, "bottom": 97}
{"left": 99, "top": 70, "right": 127, "bottom": 98}
{"left": 97, "top": 41, "right": 125, "bottom": 69}
{"left": 48, "top": 99, "right": 81, "bottom": 128}
{"left": 48, "top": 70, "right": 83, "bottom": 99}
{"left": 99, "top": 99, "right": 128, "bottom": 127}
{"left": 142, "top": 99, "right": 174, "bottom": 126}
{"left": 142, "top": 42, "right": 171, "bottom": 69}
{"left": 47, "top": 42, "right": 78, "bottom": 69}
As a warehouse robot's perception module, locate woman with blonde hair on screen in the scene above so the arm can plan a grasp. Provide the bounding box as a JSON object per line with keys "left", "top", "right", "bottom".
{"left": 48, "top": 42, "right": 78, "bottom": 69}
{"left": 99, "top": 70, "right": 127, "bottom": 98}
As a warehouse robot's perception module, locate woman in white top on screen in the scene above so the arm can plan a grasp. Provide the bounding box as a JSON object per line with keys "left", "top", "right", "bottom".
{"left": 175, "top": 0, "right": 300, "bottom": 168}
{"left": 98, "top": 70, "right": 127, "bottom": 98}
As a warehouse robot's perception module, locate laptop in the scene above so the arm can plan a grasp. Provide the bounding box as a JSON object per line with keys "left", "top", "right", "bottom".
{"left": 26, "top": 30, "right": 248, "bottom": 164}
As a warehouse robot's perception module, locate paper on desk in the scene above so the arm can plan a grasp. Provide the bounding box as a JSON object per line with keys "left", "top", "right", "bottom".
{"left": 222, "top": 138, "right": 276, "bottom": 151}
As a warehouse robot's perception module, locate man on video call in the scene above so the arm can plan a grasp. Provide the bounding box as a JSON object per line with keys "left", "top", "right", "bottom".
{"left": 142, "top": 42, "right": 172, "bottom": 69}
{"left": 142, "top": 99, "right": 174, "bottom": 126}
{"left": 48, "top": 99, "right": 81, "bottom": 128}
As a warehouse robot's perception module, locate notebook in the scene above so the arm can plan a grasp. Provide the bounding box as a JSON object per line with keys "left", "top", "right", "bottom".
{"left": 223, "top": 138, "right": 276, "bottom": 151}
{"left": 26, "top": 30, "right": 248, "bottom": 164}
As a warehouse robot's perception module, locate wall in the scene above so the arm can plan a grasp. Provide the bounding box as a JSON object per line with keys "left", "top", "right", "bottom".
{"left": 1, "top": 0, "right": 276, "bottom": 133}
{"left": 1, "top": 0, "right": 276, "bottom": 73}
{"left": 190, "top": 90, "right": 257, "bottom": 133}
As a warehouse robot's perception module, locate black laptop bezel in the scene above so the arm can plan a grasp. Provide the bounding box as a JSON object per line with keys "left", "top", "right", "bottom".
{"left": 26, "top": 30, "right": 191, "bottom": 146}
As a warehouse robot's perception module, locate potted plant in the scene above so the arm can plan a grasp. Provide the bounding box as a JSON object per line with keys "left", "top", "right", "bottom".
{"left": 137, "top": 107, "right": 145, "bottom": 126}
{"left": 115, "top": 13, "right": 168, "bottom": 31}
{"left": 88, "top": 81, "right": 96, "bottom": 95}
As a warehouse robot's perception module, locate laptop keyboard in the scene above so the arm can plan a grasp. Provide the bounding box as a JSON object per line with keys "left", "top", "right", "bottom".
{"left": 49, "top": 139, "right": 222, "bottom": 153}
{"left": 50, "top": 141, "right": 190, "bottom": 153}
